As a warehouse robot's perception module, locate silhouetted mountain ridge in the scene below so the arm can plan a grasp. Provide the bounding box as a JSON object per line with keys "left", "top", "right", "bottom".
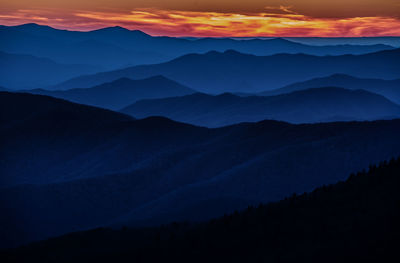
{"left": 24, "top": 76, "right": 195, "bottom": 110}
{"left": 121, "top": 87, "right": 400, "bottom": 127}
{"left": 262, "top": 74, "right": 400, "bottom": 104}
{"left": 0, "top": 91, "right": 132, "bottom": 125}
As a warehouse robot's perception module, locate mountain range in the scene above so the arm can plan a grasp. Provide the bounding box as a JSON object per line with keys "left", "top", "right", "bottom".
{"left": 0, "top": 23, "right": 395, "bottom": 71}
{"left": 53, "top": 48, "right": 400, "bottom": 93}
{"left": 262, "top": 74, "right": 400, "bottom": 104}
{"left": 284, "top": 36, "right": 400, "bottom": 47}
{"left": 121, "top": 87, "right": 400, "bottom": 127}
{"left": 2, "top": 91, "right": 400, "bottom": 248}
{"left": 0, "top": 51, "right": 100, "bottom": 89}
{"left": 1, "top": 21, "right": 400, "bottom": 258}
{"left": 0, "top": 24, "right": 166, "bottom": 71}
{"left": 25, "top": 76, "right": 195, "bottom": 110}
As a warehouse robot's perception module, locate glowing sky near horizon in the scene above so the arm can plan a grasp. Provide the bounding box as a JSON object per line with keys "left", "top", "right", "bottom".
{"left": 1, "top": 0, "right": 400, "bottom": 37}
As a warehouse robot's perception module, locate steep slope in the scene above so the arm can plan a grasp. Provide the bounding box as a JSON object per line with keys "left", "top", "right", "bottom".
{"left": 2, "top": 158, "right": 400, "bottom": 263}
{"left": 262, "top": 74, "right": 400, "bottom": 104}
{"left": 1, "top": 92, "right": 400, "bottom": 248}
{"left": 0, "top": 91, "right": 132, "bottom": 124}
{"left": 121, "top": 88, "right": 400, "bottom": 127}
{"left": 25, "top": 76, "right": 195, "bottom": 110}
{"left": 0, "top": 51, "right": 101, "bottom": 89}
{"left": 53, "top": 48, "right": 400, "bottom": 93}
{"left": 0, "top": 92, "right": 202, "bottom": 187}
{"left": 0, "top": 23, "right": 394, "bottom": 70}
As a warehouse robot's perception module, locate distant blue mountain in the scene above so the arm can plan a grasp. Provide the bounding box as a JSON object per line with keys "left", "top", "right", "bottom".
{"left": 284, "top": 36, "right": 400, "bottom": 47}
{"left": 0, "top": 51, "right": 101, "bottom": 89}
{"left": 260, "top": 74, "right": 400, "bottom": 104}
{"left": 24, "top": 76, "right": 195, "bottom": 110}
{"left": 121, "top": 88, "right": 400, "bottom": 127}
{"left": 0, "top": 23, "right": 395, "bottom": 70}
{"left": 2, "top": 92, "right": 400, "bottom": 247}
{"left": 54, "top": 48, "right": 400, "bottom": 93}
{"left": 0, "top": 24, "right": 166, "bottom": 70}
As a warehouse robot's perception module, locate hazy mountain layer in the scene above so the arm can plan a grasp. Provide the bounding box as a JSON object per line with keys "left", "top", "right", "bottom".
{"left": 0, "top": 23, "right": 395, "bottom": 71}
{"left": 122, "top": 87, "right": 400, "bottom": 127}
{"left": 262, "top": 74, "right": 400, "bottom": 104}
{"left": 25, "top": 76, "right": 195, "bottom": 110}
{"left": 54, "top": 48, "right": 400, "bottom": 93}
{"left": 0, "top": 51, "right": 100, "bottom": 89}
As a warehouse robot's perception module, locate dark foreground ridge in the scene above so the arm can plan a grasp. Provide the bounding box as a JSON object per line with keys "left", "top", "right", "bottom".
{"left": 2, "top": 158, "right": 400, "bottom": 263}
{"left": 2, "top": 91, "right": 400, "bottom": 248}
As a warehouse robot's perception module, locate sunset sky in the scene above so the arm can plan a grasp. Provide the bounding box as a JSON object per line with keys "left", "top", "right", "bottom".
{"left": 1, "top": 0, "right": 400, "bottom": 37}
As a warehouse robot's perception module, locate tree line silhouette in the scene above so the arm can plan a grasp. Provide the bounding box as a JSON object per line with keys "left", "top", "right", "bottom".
{"left": 2, "top": 157, "right": 400, "bottom": 263}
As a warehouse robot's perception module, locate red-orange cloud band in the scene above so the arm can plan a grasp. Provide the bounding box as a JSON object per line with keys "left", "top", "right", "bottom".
{"left": 1, "top": 8, "right": 400, "bottom": 37}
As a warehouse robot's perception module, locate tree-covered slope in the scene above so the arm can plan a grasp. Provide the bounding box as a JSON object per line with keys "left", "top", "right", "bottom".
{"left": 2, "top": 158, "right": 399, "bottom": 263}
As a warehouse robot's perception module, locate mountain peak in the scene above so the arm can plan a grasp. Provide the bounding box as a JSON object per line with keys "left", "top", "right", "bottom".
{"left": 202, "top": 49, "right": 244, "bottom": 56}
{"left": 108, "top": 26, "right": 129, "bottom": 31}
{"left": 145, "top": 75, "right": 172, "bottom": 82}
{"left": 91, "top": 26, "right": 150, "bottom": 37}
{"left": 223, "top": 49, "right": 242, "bottom": 55}
{"left": 92, "top": 26, "right": 129, "bottom": 33}
{"left": 216, "top": 92, "right": 238, "bottom": 98}
{"left": 17, "top": 23, "right": 46, "bottom": 28}
{"left": 14, "top": 23, "right": 55, "bottom": 31}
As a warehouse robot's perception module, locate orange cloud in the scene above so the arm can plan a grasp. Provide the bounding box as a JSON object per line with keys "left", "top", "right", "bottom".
{"left": 1, "top": 8, "right": 400, "bottom": 37}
